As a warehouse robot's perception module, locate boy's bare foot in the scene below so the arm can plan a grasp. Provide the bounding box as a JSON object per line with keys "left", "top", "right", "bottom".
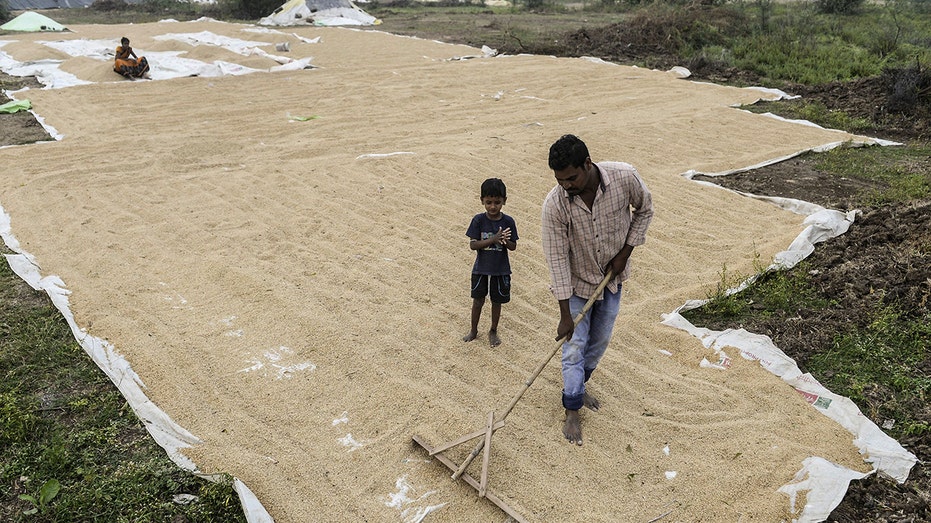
{"left": 489, "top": 329, "right": 501, "bottom": 347}
{"left": 462, "top": 330, "right": 477, "bottom": 343}
{"left": 563, "top": 409, "right": 583, "bottom": 445}
{"left": 583, "top": 392, "right": 600, "bottom": 411}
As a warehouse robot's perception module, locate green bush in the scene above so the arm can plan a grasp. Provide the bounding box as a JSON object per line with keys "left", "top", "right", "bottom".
{"left": 0, "top": 392, "right": 41, "bottom": 448}
{"left": 90, "top": 0, "right": 133, "bottom": 11}
{"left": 882, "top": 64, "right": 931, "bottom": 114}
{"left": 815, "top": 0, "right": 865, "bottom": 15}
{"left": 218, "top": 0, "right": 285, "bottom": 19}
{"left": 909, "top": 0, "right": 931, "bottom": 14}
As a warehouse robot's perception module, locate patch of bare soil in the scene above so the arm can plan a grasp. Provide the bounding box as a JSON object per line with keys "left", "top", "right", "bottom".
{"left": 693, "top": 156, "right": 887, "bottom": 212}
{"left": 806, "top": 202, "right": 931, "bottom": 522}
{"left": 0, "top": 74, "right": 49, "bottom": 146}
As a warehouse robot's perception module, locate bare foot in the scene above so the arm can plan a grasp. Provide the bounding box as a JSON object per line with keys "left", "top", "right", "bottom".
{"left": 462, "top": 330, "right": 477, "bottom": 343}
{"left": 563, "top": 409, "right": 583, "bottom": 445}
{"left": 583, "top": 392, "right": 600, "bottom": 411}
{"left": 488, "top": 329, "right": 501, "bottom": 347}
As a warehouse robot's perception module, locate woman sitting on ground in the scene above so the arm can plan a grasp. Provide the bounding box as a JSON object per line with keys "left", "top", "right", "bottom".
{"left": 113, "top": 37, "right": 150, "bottom": 79}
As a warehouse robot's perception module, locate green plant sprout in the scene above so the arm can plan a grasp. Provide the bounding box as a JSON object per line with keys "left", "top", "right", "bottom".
{"left": 18, "top": 479, "right": 61, "bottom": 515}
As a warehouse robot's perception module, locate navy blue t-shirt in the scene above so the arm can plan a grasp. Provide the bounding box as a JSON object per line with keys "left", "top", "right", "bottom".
{"left": 466, "top": 213, "right": 519, "bottom": 276}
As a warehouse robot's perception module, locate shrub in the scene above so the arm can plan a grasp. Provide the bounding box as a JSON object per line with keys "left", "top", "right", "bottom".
{"left": 0, "top": 392, "right": 41, "bottom": 447}
{"left": 815, "top": 0, "right": 865, "bottom": 15}
{"left": 882, "top": 63, "right": 931, "bottom": 115}
{"left": 90, "top": 0, "right": 132, "bottom": 11}
{"left": 220, "top": 0, "right": 289, "bottom": 19}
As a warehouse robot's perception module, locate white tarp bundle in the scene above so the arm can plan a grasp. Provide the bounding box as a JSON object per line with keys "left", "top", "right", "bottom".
{"left": 259, "top": 0, "right": 379, "bottom": 27}
{"left": 0, "top": 11, "right": 67, "bottom": 32}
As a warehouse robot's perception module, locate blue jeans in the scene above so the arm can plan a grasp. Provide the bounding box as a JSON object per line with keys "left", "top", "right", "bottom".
{"left": 561, "top": 286, "right": 622, "bottom": 410}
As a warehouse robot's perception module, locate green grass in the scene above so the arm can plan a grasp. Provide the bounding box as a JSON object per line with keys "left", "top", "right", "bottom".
{"left": 754, "top": 100, "right": 874, "bottom": 134}
{"left": 685, "top": 260, "right": 834, "bottom": 325}
{"left": 808, "top": 304, "right": 931, "bottom": 437}
{"left": 706, "top": 3, "right": 931, "bottom": 86}
{"left": 812, "top": 144, "right": 931, "bottom": 205}
{"left": 0, "top": 251, "right": 245, "bottom": 522}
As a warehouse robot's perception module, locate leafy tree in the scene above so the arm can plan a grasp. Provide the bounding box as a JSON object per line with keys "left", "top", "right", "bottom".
{"left": 219, "top": 0, "right": 283, "bottom": 19}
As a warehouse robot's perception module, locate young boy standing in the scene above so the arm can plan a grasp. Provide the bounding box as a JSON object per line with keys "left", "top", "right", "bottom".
{"left": 463, "top": 178, "right": 519, "bottom": 347}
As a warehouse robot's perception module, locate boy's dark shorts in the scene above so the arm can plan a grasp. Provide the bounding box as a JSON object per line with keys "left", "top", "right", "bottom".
{"left": 471, "top": 274, "right": 511, "bottom": 304}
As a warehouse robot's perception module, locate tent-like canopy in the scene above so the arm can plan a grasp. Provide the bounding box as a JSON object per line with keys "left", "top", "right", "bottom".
{"left": 258, "top": 0, "right": 379, "bottom": 27}
{"left": 1, "top": 11, "right": 67, "bottom": 32}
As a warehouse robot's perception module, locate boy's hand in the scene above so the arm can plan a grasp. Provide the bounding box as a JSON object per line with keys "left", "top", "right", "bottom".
{"left": 498, "top": 227, "right": 511, "bottom": 244}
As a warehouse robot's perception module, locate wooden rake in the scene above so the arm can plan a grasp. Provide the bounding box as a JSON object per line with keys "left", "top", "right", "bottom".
{"left": 412, "top": 270, "right": 615, "bottom": 522}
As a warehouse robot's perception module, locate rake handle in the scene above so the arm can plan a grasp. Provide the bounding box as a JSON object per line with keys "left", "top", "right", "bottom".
{"left": 452, "top": 270, "right": 614, "bottom": 480}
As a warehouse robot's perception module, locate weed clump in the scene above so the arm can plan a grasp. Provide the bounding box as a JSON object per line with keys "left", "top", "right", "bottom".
{"left": 815, "top": 0, "right": 865, "bottom": 15}
{"left": 882, "top": 63, "right": 931, "bottom": 116}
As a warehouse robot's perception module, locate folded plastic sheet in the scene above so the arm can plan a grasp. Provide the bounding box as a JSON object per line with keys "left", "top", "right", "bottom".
{"left": 0, "top": 98, "right": 31, "bottom": 113}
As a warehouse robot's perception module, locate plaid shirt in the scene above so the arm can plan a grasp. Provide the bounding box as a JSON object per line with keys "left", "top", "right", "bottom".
{"left": 542, "top": 161, "right": 654, "bottom": 301}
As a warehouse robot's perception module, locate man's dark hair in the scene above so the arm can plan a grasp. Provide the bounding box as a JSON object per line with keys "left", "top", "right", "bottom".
{"left": 548, "top": 134, "right": 590, "bottom": 171}
{"left": 481, "top": 178, "right": 507, "bottom": 199}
